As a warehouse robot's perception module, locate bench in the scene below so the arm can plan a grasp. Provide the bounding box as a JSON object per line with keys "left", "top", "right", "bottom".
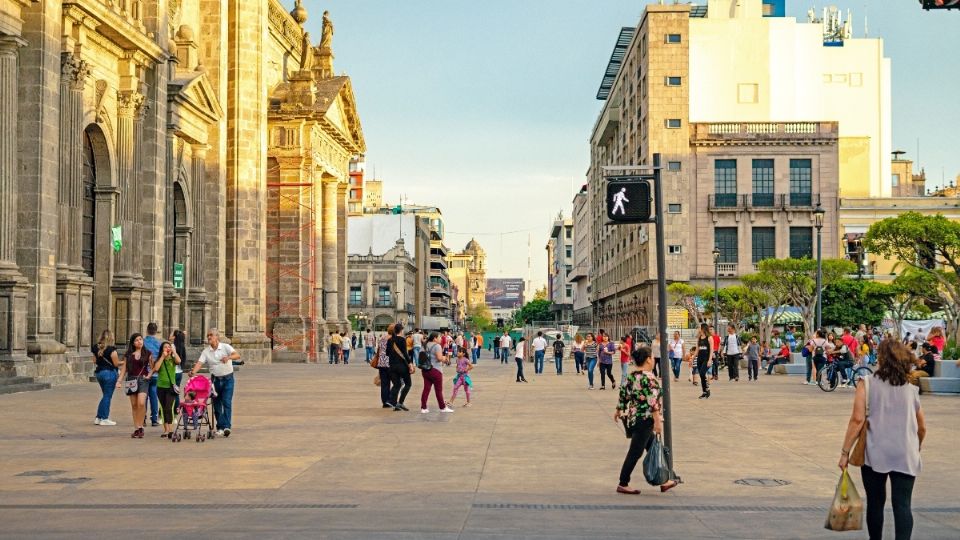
{"left": 919, "top": 359, "right": 960, "bottom": 395}
{"left": 773, "top": 352, "right": 809, "bottom": 375}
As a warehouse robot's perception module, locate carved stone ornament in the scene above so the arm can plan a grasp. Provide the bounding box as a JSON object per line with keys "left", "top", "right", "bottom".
{"left": 60, "top": 53, "right": 90, "bottom": 91}
{"left": 117, "top": 90, "right": 146, "bottom": 117}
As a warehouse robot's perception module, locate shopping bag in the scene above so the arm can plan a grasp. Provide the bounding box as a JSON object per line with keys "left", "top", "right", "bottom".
{"left": 824, "top": 469, "right": 863, "bottom": 531}
{"left": 643, "top": 434, "right": 671, "bottom": 486}
{"left": 373, "top": 374, "right": 381, "bottom": 386}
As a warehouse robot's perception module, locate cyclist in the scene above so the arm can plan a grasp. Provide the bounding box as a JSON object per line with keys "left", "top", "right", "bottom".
{"left": 830, "top": 336, "right": 855, "bottom": 387}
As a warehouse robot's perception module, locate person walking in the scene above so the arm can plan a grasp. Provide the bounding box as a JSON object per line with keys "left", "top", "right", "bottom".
{"left": 169, "top": 329, "right": 187, "bottom": 409}
{"left": 340, "top": 332, "right": 352, "bottom": 364}
{"left": 668, "top": 331, "right": 684, "bottom": 382}
{"left": 388, "top": 323, "right": 413, "bottom": 411}
{"left": 650, "top": 332, "right": 660, "bottom": 378}
{"left": 695, "top": 324, "right": 712, "bottom": 399}
{"left": 328, "top": 331, "right": 342, "bottom": 364}
{"left": 118, "top": 333, "right": 152, "bottom": 438}
{"left": 613, "top": 346, "right": 679, "bottom": 495}
{"left": 364, "top": 328, "right": 377, "bottom": 363}
{"left": 838, "top": 339, "right": 926, "bottom": 540}
{"left": 552, "top": 333, "right": 565, "bottom": 375}
{"left": 571, "top": 334, "right": 585, "bottom": 375}
{"left": 598, "top": 335, "right": 617, "bottom": 390}
{"left": 500, "top": 331, "right": 512, "bottom": 365}
{"left": 420, "top": 332, "right": 454, "bottom": 413}
{"left": 92, "top": 330, "right": 120, "bottom": 426}
{"left": 153, "top": 341, "right": 181, "bottom": 438}
{"left": 709, "top": 325, "right": 721, "bottom": 381}
{"left": 805, "top": 330, "right": 830, "bottom": 385}
{"left": 448, "top": 348, "right": 474, "bottom": 407}
{"left": 143, "top": 322, "right": 162, "bottom": 427}
{"left": 191, "top": 328, "right": 241, "bottom": 437}
{"left": 375, "top": 325, "right": 394, "bottom": 408}
{"left": 584, "top": 333, "right": 598, "bottom": 389}
{"left": 493, "top": 333, "right": 501, "bottom": 361}
{"left": 721, "top": 324, "right": 742, "bottom": 382}
{"left": 514, "top": 336, "right": 529, "bottom": 382}
{"left": 745, "top": 336, "right": 760, "bottom": 381}
{"left": 532, "top": 331, "right": 547, "bottom": 375}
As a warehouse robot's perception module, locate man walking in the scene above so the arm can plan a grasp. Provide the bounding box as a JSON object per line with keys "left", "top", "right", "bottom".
{"left": 412, "top": 328, "right": 424, "bottom": 362}
{"left": 722, "top": 324, "right": 742, "bottom": 382}
{"left": 191, "top": 328, "right": 241, "bottom": 437}
{"left": 473, "top": 333, "right": 483, "bottom": 364}
{"left": 500, "top": 331, "right": 512, "bottom": 365}
{"left": 329, "top": 331, "right": 342, "bottom": 364}
{"left": 532, "top": 331, "right": 548, "bottom": 375}
{"left": 364, "top": 328, "right": 376, "bottom": 363}
{"left": 143, "top": 322, "right": 162, "bottom": 427}
{"left": 552, "top": 333, "right": 565, "bottom": 375}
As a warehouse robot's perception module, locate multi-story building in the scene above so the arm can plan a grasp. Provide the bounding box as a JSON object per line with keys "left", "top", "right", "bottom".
{"left": 546, "top": 216, "right": 574, "bottom": 322}
{"left": 363, "top": 179, "right": 383, "bottom": 211}
{"left": 446, "top": 239, "right": 488, "bottom": 314}
{"left": 0, "top": 1, "right": 364, "bottom": 379}
{"left": 569, "top": 186, "right": 593, "bottom": 327}
{"left": 890, "top": 152, "right": 926, "bottom": 197}
{"left": 347, "top": 157, "right": 365, "bottom": 216}
{"left": 346, "top": 240, "right": 419, "bottom": 331}
{"left": 583, "top": 0, "right": 887, "bottom": 329}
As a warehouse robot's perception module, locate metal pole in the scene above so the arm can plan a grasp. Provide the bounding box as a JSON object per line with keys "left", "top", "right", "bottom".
{"left": 816, "top": 227, "right": 823, "bottom": 332}
{"left": 653, "top": 153, "right": 673, "bottom": 469}
{"left": 713, "top": 262, "right": 719, "bottom": 332}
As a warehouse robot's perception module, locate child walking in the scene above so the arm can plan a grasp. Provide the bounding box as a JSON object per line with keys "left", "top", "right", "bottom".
{"left": 448, "top": 348, "right": 474, "bottom": 407}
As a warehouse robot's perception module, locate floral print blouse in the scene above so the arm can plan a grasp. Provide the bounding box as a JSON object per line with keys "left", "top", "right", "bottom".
{"left": 616, "top": 370, "right": 662, "bottom": 428}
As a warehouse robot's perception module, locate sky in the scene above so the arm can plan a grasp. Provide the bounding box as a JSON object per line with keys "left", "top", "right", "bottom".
{"left": 301, "top": 0, "right": 960, "bottom": 293}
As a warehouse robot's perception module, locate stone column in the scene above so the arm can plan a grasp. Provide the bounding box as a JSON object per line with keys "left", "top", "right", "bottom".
{"left": 336, "top": 181, "right": 348, "bottom": 328}
{"left": 321, "top": 177, "right": 339, "bottom": 327}
{"left": 114, "top": 90, "right": 143, "bottom": 282}
{"left": 187, "top": 144, "right": 210, "bottom": 343}
{"left": 138, "top": 62, "right": 167, "bottom": 327}
{"left": 0, "top": 35, "right": 32, "bottom": 367}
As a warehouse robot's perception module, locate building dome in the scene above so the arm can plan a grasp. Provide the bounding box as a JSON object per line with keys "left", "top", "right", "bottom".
{"left": 464, "top": 238, "right": 484, "bottom": 253}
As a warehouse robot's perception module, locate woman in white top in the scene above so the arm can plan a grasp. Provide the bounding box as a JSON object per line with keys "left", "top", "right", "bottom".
{"left": 340, "top": 332, "right": 352, "bottom": 364}
{"left": 571, "top": 334, "right": 585, "bottom": 375}
{"left": 514, "top": 337, "right": 528, "bottom": 383}
{"left": 839, "top": 339, "right": 926, "bottom": 540}
{"left": 668, "top": 331, "right": 685, "bottom": 382}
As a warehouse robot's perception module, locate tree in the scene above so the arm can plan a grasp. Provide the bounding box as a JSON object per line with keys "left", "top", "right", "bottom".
{"left": 716, "top": 285, "right": 761, "bottom": 329}
{"left": 820, "top": 279, "right": 895, "bottom": 329}
{"left": 514, "top": 298, "right": 553, "bottom": 326}
{"left": 533, "top": 286, "right": 548, "bottom": 301}
{"left": 741, "top": 271, "right": 791, "bottom": 346}
{"left": 879, "top": 269, "right": 936, "bottom": 338}
{"left": 757, "top": 258, "right": 856, "bottom": 335}
{"left": 865, "top": 212, "right": 960, "bottom": 342}
{"left": 466, "top": 303, "right": 495, "bottom": 332}
{"left": 667, "top": 282, "right": 711, "bottom": 327}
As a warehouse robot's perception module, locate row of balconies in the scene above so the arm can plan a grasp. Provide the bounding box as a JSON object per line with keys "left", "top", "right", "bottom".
{"left": 707, "top": 193, "right": 821, "bottom": 211}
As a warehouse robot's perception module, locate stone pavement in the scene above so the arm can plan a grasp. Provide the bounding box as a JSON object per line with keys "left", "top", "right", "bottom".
{"left": 0, "top": 354, "right": 957, "bottom": 539}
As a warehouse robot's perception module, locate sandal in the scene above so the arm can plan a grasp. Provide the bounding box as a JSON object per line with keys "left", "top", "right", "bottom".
{"left": 617, "top": 485, "right": 640, "bottom": 495}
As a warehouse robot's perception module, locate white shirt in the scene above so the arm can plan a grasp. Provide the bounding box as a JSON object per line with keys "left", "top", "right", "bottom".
{"left": 342, "top": 336, "right": 351, "bottom": 351}
{"left": 364, "top": 332, "right": 376, "bottom": 347}
{"left": 670, "top": 339, "right": 685, "bottom": 358}
{"left": 532, "top": 336, "right": 547, "bottom": 352}
{"left": 515, "top": 341, "right": 526, "bottom": 359}
{"left": 724, "top": 334, "right": 741, "bottom": 355}
{"left": 412, "top": 332, "right": 423, "bottom": 347}
{"left": 501, "top": 335, "right": 512, "bottom": 348}
{"left": 197, "top": 342, "right": 236, "bottom": 377}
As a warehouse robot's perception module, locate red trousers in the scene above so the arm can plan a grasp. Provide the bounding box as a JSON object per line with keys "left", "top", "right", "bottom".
{"left": 420, "top": 368, "right": 446, "bottom": 409}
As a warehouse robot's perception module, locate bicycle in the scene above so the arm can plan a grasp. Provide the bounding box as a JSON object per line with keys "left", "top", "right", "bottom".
{"left": 818, "top": 359, "right": 870, "bottom": 392}
{"left": 848, "top": 364, "right": 873, "bottom": 388}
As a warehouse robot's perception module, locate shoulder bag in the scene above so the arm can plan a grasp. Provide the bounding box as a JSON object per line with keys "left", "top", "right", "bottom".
{"left": 164, "top": 359, "right": 181, "bottom": 395}
{"left": 848, "top": 377, "right": 870, "bottom": 467}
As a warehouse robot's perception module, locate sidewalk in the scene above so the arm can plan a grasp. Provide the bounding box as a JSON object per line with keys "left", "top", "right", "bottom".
{"left": 0, "top": 355, "right": 956, "bottom": 539}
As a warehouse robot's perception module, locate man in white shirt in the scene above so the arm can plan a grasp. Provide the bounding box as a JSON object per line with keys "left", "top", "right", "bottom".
{"left": 722, "top": 324, "right": 742, "bottom": 382}
{"left": 412, "top": 328, "right": 424, "bottom": 363}
{"left": 500, "top": 332, "right": 512, "bottom": 365}
{"left": 191, "top": 328, "right": 241, "bottom": 437}
{"left": 532, "top": 332, "right": 548, "bottom": 374}
{"left": 364, "top": 328, "right": 376, "bottom": 363}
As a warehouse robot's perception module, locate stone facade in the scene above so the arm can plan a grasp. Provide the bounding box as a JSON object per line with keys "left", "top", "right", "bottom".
{"left": 446, "top": 238, "right": 487, "bottom": 314}
{"left": 347, "top": 240, "right": 419, "bottom": 332}
{"left": 546, "top": 217, "right": 573, "bottom": 321}
{"left": 1, "top": 1, "right": 364, "bottom": 380}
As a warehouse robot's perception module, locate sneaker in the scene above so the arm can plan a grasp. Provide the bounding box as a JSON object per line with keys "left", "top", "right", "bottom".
{"left": 223, "top": 428, "right": 231, "bottom": 437}
{"left": 216, "top": 430, "right": 225, "bottom": 436}
{"left": 421, "top": 408, "right": 430, "bottom": 414}
{"left": 588, "top": 386, "right": 594, "bottom": 390}
{"left": 440, "top": 407, "right": 455, "bottom": 413}
{"left": 94, "top": 418, "right": 101, "bottom": 425}
{"left": 151, "top": 421, "right": 160, "bottom": 427}
{"left": 99, "top": 419, "right": 116, "bottom": 426}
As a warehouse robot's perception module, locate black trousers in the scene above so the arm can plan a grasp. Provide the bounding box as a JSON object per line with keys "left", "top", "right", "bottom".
{"left": 711, "top": 353, "right": 720, "bottom": 378}
{"left": 861, "top": 465, "right": 916, "bottom": 540}
{"left": 515, "top": 357, "right": 526, "bottom": 381}
{"left": 599, "top": 363, "right": 615, "bottom": 387}
{"left": 389, "top": 368, "right": 412, "bottom": 405}
{"left": 697, "top": 357, "right": 710, "bottom": 393}
{"left": 157, "top": 386, "right": 177, "bottom": 425}
{"left": 619, "top": 418, "right": 654, "bottom": 486}
{"left": 747, "top": 359, "right": 759, "bottom": 380}
{"left": 378, "top": 367, "right": 392, "bottom": 405}
{"left": 725, "top": 354, "right": 740, "bottom": 380}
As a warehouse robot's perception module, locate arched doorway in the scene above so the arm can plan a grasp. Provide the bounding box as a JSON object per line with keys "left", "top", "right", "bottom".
{"left": 373, "top": 314, "right": 393, "bottom": 332}
{"left": 81, "top": 130, "right": 96, "bottom": 277}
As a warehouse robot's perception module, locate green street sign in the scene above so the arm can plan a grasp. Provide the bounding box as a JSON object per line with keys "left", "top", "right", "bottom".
{"left": 173, "top": 262, "right": 185, "bottom": 290}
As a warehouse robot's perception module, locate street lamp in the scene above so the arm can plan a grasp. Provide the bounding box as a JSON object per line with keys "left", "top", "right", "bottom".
{"left": 813, "top": 203, "right": 826, "bottom": 333}
{"left": 712, "top": 246, "right": 721, "bottom": 331}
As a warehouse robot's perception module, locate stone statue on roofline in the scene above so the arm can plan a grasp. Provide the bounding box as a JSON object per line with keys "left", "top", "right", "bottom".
{"left": 320, "top": 10, "right": 334, "bottom": 50}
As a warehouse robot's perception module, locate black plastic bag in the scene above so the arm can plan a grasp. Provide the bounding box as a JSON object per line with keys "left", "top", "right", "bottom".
{"left": 643, "top": 434, "right": 671, "bottom": 486}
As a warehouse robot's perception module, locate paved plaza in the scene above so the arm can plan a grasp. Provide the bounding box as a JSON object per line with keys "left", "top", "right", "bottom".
{"left": 0, "top": 355, "right": 957, "bottom": 539}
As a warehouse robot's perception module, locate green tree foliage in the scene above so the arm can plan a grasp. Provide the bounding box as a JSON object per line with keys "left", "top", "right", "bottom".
{"left": 865, "top": 212, "right": 960, "bottom": 342}
{"left": 466, "top": 303, "right": 495, "bottom": 332}
{"left": 820, "top": 279, "right": 895, "bottom": 328}
{"left": 514, "top": 298, "right": 553, "bottom": 325}
{"left": 716, "top": 285, "right": 763, "bottom": 328}
{"left": 757, "top": 258, "right": 856, "bottom": 335}
{"left": 741, "top": 271, "right": 791, "bottom": 346}
{"left": 667, "top": 282, "right": 711, "bottom": 327}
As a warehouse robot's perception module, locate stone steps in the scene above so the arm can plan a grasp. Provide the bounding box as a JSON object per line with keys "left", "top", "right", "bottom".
{"left": 0, "top": 379, "right": 51, "bottom": 395}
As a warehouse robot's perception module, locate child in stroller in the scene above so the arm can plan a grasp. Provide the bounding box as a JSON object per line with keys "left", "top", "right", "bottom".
{"left": 171, "top": 375, "right": 216, "bottom": 442}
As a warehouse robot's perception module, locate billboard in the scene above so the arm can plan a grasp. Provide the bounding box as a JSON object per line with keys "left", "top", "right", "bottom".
{"left": 486, "top": 278, "right": 525, "bottom": 310}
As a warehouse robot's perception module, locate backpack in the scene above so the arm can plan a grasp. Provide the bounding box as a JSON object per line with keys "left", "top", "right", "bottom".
{"left": 812, "top": 340, "right": 826, "bottom": 359}
{"left": 553, "top": 340, "right": 564, "bottom": 355}
{"left": 417, "top": 345, "right": 436, "bottom": 371}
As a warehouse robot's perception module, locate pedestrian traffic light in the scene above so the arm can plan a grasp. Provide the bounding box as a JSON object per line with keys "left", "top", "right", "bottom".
{"left": 606, "top": 177, "right": 652, "bottom": 223}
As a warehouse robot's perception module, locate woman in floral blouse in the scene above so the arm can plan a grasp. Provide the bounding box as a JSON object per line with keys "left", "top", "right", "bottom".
{"left": 613, "top": 346, "right": 679, "bottom": 494}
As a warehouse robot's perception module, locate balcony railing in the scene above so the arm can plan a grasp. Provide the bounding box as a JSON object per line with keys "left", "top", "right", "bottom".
{"left": 711, "top": 193, "right": 822, "bottom": 212}
{"left": 708, "top": 194, "right": 746, "bottom": 211}
{"left": 751, "top": 193, "right": 775, "bottom": 207}
{"left": 717, "top": 263, "right": 737, "bottom": 275}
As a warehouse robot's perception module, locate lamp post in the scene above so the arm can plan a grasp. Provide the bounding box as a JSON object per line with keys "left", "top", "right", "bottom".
{"left": 712, "top": 246, "right": 720, "bottom": 331}
{"left": 814, "top": 203, "right": 826, "bottom": 333}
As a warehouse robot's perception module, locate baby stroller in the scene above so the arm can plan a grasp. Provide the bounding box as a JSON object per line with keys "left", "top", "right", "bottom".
{"left": 171, "top": 375, "right": 217, "bottom": 443}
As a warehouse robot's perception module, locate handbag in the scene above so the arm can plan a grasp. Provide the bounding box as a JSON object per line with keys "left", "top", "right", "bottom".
{"left": 123, "top": 377, "right": 139, "bottom": 395}
{"left": 848, "top": 377, "right": 870, "bottom": 467}
{"left": 373, "top": 374, "right": 381, "bottom": 386}
{"left": 825, "top": 469, "right": 863, "bottom": 531}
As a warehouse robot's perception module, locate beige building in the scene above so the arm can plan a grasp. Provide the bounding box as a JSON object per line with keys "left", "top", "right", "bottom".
{"left": 546, "top": 216, "right": 573, "bottom": 321}
{"left": 363, "top": 179, "right": 383, "bottom": 211}
{"left": 0, "top": 1, "right": 364, "bottom": 381}
{"left": 569, "top": 186, "right": 593, "bottom": 326}
{"left": 890, "top": 152, "right": 926, "bottom": 197}
{"left": 347, "top": 240, "right": 420, "bottom": 332}
{"left": 446, "top": 238, "right": 487, "bottom": 314}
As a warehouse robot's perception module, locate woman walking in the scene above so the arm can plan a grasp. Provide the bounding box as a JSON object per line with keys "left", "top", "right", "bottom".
{"left": 153, "top": 341, "right": 181, "bottom": 438}
{"left": 668, "top": 331, "right": 684, "bottom": 382}
{"left": 695, "top": 324, "right": 712, "bottom": 399}
{"left": 118, "top": 333, "right": 152, "bottom": 438}
{"left": 388, "top": 322, "right": 413, "bottom": 411}
{"left": 92, "top": 330, "right": 120, "bottom": 426}
{"left": 598, "top": 335, "right": 616, "bottom": 390}
{"left": 838, "top": 340, "right": 926, "bottom": 540}
{"left": 169, "top": 329, "right": 187, "bottom": 409}
{"left": 613, "top": 346, "right": 679, "bottom": 495}
{"left": 584, "top": 333, "right": 598, "bottom": 389}
{"left": 376, "top": 324, "right": 394, "bottom": 408}
{"left": 514, "top": 336, "right": 529, "bottom": 383}
{"left": 571, "top": 334, "right": 585, "bottom": 375}
{"left": 421, "top": 332, "right": 454, "bottom": 413}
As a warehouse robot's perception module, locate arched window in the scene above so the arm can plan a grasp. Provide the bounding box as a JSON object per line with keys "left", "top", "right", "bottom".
{"left": 173, "top": 182, "right": 188, "bottom": 266}
{"left": 81, "top": 130, "right": 96, "bottom": 276}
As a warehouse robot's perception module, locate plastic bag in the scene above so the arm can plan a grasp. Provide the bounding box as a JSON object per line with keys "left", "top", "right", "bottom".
{"left": 825, "top": 469, "right": 863, "bottom": 532}
{"left": 643, "top": 434, "right": 671, "bottom": 486}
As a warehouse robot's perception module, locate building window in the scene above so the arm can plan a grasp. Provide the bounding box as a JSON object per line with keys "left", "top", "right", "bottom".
{"left": 751, "top": 159, "right": 775, "bottom": 207}
{"left": 714, "top": 159, "right": 737, "bottom": 207}
{"left": 349, "top": 286, "right": 362, "bottom": 306}
{"left": 665, "top": 76, "right": 682, "bottom": 86}
{"left": 715, "top": 227, "right": 738, "bottom": 264}
{"left": 665, "top": 119, "right": 681, "bottom": 129}
{"left": 668, "top": 244, "right": 682, "bottom": 254}
{"left": 667, "top": 161, "right": 681, "bottom": 171}
{"left": 565, "top": 246, "right": 572, "bottom": 259}
{"left": 789, "top": 159, "right": 813, "bottom": 206}
{"left": 667, "top": 203, "right": 682, "bottom": 214}
{"left": 666, "top": 34, "right": 681, "bottom": 43}
{"left": 81, "top": 130, "right": 97, "bottom": 277}
{"left": 565, "top": 264, "right": 572, "bottom": 275}
{"left": 789, "top": 227, "right": 813, "bottom": 259}
{"left": 565, "top": 285, "right": 572, "bottom": 299}
{"left": 751, "top": 227, "right": 775, "bottom": 263}
{"left": 565, "top": 227, "right": 572, "bottom": 239}
{"left": 892, "top": 173, "right": 900, "bottom": 187}
{"left": 377, "top": 285, "right": 392, "bottom": 307}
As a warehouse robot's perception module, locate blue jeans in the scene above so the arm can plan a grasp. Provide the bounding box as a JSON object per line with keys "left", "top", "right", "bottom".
{"left": 95, "top": 370, "right": 117, "bottom": 420}
{"left": 212, "top": 374, "right": 235, "bottom": 430}
{"left": 342, "top": 349, "right": 351, "bottom": 364}
{"left": 555, "top": 354, "right": 563, "bottom": 374}
{"left": 329, "top": 345, "right": 340, "bottom": 364}
{"left": 534, "top": 350, "right": 545, "bottom": 374}
{"left": 148, "top": 375, "right": 159, "bottom": 423}
{"left": 366, "top": 346, "right": 375, "bottom": 362}
{"left": 473, "top": 348, "right": 480, "bottom": 364}
{"left": 670, "top": 354, "right": 682, "bottom": 379}
{"left": 574, "top": 351, "right": 584, "bottom": 373}
{"left": 413, "top": 346, "right": 422, "bottom": 364}
{"left": 586, "top": 358, "right": 597, "bottom": 387}
{"left": 501, "top": 348, "right": 510, "bottom": 364}
{"left": 494, "top": 347, "right": 500, "bottom": 360}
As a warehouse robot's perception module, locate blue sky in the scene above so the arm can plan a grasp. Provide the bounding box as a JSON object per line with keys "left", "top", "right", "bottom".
{"left": 302, "top": 0, "right": 960, "bottom": 292}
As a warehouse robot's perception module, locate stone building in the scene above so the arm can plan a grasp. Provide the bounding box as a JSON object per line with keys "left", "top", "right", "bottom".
{"left": 446, "top": 238, "right": 487, "bottom": 313}
{"left": 0, "top": 1, "right": 363, "bottom": 383}
{"left": 546, "top": 216, "right": 573, "bottom": 322}
{"left": 347, "top": 240, "right": 419, "bottom": 332}
{"left": 568, "top": 186, "right": 593, "bottom": 327}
